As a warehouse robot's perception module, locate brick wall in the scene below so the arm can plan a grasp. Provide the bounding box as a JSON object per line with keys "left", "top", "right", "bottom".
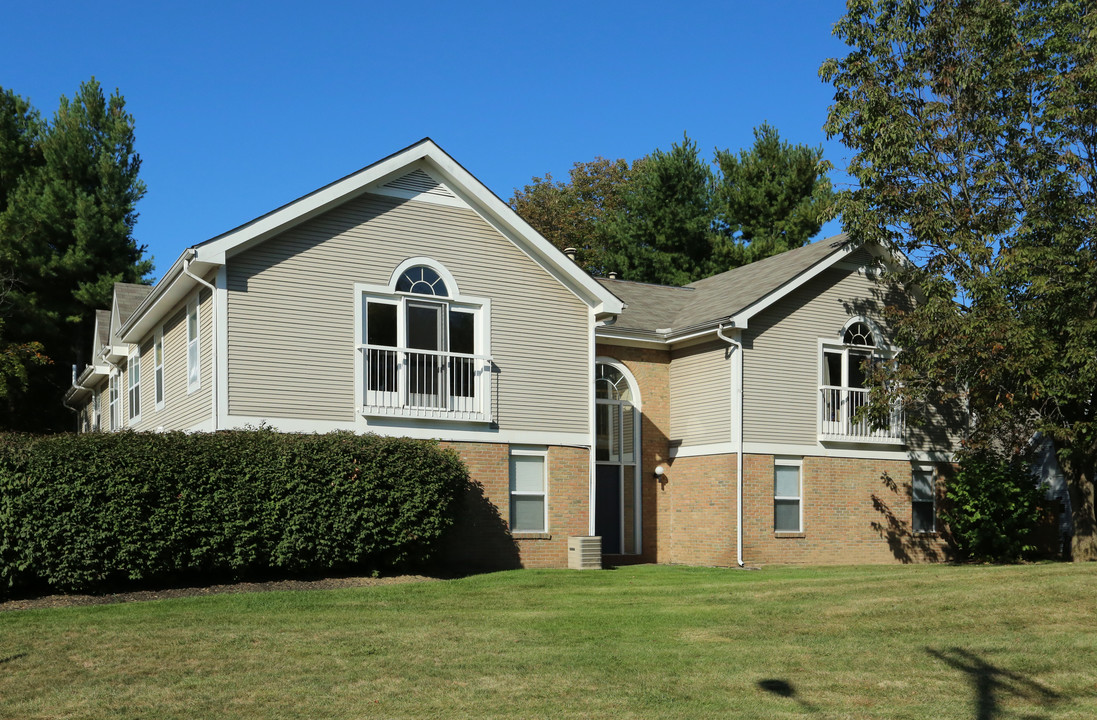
{"left": 595, "top": 344, "right": 670, "bottom": 564}
{"left": 438, "top": 441, "right": 590, "bottom": 570}
{"left": 741, "top": 454, "right": 953, "bottom": 565}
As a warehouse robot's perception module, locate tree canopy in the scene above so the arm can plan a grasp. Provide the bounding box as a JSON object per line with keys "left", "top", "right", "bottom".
{"left": 510, "top": 128, "right": 835, "bottom": 285}
{"left": 822, "top": 0, "right": 1097, "bottom": 559}
{"left": 0, "top": 79, "right": 151, "bottom": 431}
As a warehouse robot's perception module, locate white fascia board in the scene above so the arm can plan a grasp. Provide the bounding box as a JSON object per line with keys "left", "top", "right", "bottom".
{"left": 188, "top": 139, "right": 624, "bottom": 315}
{"left": 412, "top": 148, "right": 624, "bottom": 315}
{"left": 728, "top": 243, "right": 860, "bottom": 330}
{"left": 120, "top": 258, "right": 217, "bottom": 343}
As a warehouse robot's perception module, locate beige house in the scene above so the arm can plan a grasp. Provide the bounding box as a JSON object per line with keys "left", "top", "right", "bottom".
{"left": 67, "top": 139, "right": 957, "bottom": 568}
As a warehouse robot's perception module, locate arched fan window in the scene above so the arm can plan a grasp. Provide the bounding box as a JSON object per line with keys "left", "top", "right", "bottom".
{"left": 395, "top": 265, "right": 448, "bottom": 296}
{"left": 842, "top": 321, "right": 875, "bottom": 347}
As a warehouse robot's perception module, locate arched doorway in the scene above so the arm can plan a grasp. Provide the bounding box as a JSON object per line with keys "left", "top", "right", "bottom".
{"left": 595, "top": 360, "right": 641, "bottom": 554}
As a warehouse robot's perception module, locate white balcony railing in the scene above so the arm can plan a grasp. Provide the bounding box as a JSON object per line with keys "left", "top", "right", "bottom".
{"left": 359, "top": 345, "right": 493, "bottom": 421}
{"left": 819, "top": 386, "right": 905, "bottom": 443}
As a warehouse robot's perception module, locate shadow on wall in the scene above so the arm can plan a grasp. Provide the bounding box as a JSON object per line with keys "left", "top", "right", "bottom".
{"left": 926, "top": 647, "right": 1061, "bottom": 720}
{"left": 436, "top": 479, "right": 521, "bottom": 572}
{"left": 871, "top": 471, "right": 952, "bottom": 563}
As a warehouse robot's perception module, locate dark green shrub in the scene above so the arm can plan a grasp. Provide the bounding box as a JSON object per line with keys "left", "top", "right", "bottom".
{"left": 0, "top": 430, "right": 468, "bottom": 596}
{"left": 941, "top": 452, "right": 1050, "bottom": 562}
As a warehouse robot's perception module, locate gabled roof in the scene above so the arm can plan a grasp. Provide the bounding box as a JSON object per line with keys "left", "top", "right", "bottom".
{"left": 120, "top": 138, "right": 623, "bottom": 342}
{"left": 115, "top": 283, "right": 153, "bottom": 324}
{"left": 597, "top": 234, "right": 862, "bottom": 340}
{"left": 596, "top": 280, "right": 695, "bottom": 333}
{"left": 94, "top": 309, "right": 111, "bottom": 355}
{"left": 676, "top": 234, "right": 852, "bottom": 328}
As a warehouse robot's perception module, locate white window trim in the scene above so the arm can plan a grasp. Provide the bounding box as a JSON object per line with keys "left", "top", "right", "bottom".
{"left": 127, "top": 348, "right": 142, "bottom": 423}
{"left": 594, "top": 357, "right": 643, "bottom": 555}
{"left": 154, "top": 325, "right": 165, "bottom": 411}
{"left": 912, "top": 465, "right": 937, "bottom": 534}
{"left": 353, "top": 260, "right": 492, "bottom": 422}
{"left": 187, "top": 297, "right": 201, "bottom": 394}
{"left": 509, "top": 447, "right": 548, "bottom": 534}
{"left": 108, "top": 370, "right": 120, "bottom": 432}
{"left": 774, "top": 457, "right": 803, "bottom": 533}
{"left": 91, "top": 389, "right": 101, "bottom": 432}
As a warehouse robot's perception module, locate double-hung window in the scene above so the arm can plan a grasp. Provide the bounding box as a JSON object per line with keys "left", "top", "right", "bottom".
{"left": 358, "top": 262, "right": 490, "bottom": 420}
{"left": 187, "top": 298, "right": 200, "bottom": 392}
{"left": 912, "top": 468, "right": 936, "bottom": 533}
{"left": 127, "top": 350, "right": 141, "bottom": 422}
{"left": 154, "top": 327, "right": 165, "bottom": 410}
{"left": 108, "top": 371, "right": 120, "bottom": 431}
{"left": 774, "top": 460, "right": 802, "bottom": 532}
{"left": 509, "top": 449, "right": 547, "bottom": 533}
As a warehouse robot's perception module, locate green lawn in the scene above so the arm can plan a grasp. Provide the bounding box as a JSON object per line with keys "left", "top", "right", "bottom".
{"left": 2, "top": 564, "right": 1096, "bottom": 719}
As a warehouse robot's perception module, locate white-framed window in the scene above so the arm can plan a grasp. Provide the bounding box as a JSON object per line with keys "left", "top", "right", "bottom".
{"left": 127, "top": 349, "right": 141, "bottom": 422}
{"left": 108, "top": 370, "right": 120, "bottom": 431}
{"left": 154, "top": 326, "right": 165, "bottom": 411}
{"left": 509, "top": 448, "right": 547, "bottom": 533}
{"left": 819, "top": 317, "right": 903, "bottom": 441}
{"left": 91, "top": 389, "right": 101, "bottom": 432}
{"left": 774, "top": 459, "right": 803, "bottom": 533}
{"left": 356, "top": 259, "right": 491, "bottom": 420}
{"left": 187, "top": 297, "right": 200, "bottom": 393}
{"left": 594, "top": 359, "right": 642, "bottom": 555}
{"left": 912, "top": 467, "right": 936, "bottom": 533}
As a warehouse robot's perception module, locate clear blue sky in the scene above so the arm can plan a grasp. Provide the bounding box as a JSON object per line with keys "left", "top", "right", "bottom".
{"left": 4, "top": 1, "right": 853, "bottom": 282}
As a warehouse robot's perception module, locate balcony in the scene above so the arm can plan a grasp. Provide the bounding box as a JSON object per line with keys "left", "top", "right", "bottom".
{"left": 819, "top": 386, "right": 905, "bottom": 443}
{"left": 359, "top": 345, "right": 493, "bottom": 421}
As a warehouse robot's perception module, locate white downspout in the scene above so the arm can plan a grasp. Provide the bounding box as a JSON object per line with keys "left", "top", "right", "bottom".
{"left": 717, "top": 323, "right": 745, "bottom": 568}
{"left": 183, "top": 249, "right": 218, "bottom": 431}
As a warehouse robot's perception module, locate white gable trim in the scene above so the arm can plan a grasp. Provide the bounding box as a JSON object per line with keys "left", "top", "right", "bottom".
{"left": 729, "top": 241, "right": 860, "bottom": 330}
{"left": 191, "top": 139, "right": 623, "bottom": 316}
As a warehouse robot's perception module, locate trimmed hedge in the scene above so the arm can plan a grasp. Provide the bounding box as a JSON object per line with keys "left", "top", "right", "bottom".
{"left": 0, "top": 429, "right": 469, "bottom": 596}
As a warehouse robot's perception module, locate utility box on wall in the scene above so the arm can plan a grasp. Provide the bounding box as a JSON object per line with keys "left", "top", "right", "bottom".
{"left": 567, "top": 536, "right": 602, "bottom": 570}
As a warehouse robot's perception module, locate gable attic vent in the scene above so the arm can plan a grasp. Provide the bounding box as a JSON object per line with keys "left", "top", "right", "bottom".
{"left": 383, "top": 168, "right": 456, "bottom": 198}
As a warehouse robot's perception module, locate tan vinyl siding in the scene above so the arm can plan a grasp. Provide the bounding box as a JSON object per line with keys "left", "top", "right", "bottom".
{"left": 226, "top": 193, "right": 590, "bottom": 433}
{"left": 743, "top": 266, "right": 893, "bottom": 445}
{"left": 127, "top": 287, "right": 213, "bottom": 431}
{"left": 669, "top": 340, "right": 730, "bottom": 446}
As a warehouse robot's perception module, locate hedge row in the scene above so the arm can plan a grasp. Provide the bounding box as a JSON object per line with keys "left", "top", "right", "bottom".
{"left": 0, "top": 429, "right": 469, "bottom": 596}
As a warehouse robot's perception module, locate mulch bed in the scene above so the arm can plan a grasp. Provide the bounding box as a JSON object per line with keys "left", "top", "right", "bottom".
{"left": 0, "top": 574, "right": 440, "bottom": 613}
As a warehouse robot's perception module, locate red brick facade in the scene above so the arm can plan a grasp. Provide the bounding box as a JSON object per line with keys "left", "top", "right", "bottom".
{"left": 596, "top": 343, "right": 953, "bottom": 567}
{"left": 438, "top": 442, "right": 591, "bottom": 570}
{"left": 434, "top": 347, "right": 951, "bottom": 571}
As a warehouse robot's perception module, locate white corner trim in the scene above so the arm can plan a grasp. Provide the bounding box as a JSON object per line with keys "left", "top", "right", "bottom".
{"left": 215, "top": 266, "right": 229, "bottom": 426}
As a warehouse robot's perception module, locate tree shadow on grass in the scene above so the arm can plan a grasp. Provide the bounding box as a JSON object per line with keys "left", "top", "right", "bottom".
{"left": 926, "top": 647, "right": 1061, "bottom": 720}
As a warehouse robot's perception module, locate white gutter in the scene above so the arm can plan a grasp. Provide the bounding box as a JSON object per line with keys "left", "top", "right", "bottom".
{"left": 183, "top": 249, "right": 218, "bottom": 431}
{"left": 716, "top": 324, "right": 745, "bottom": 568}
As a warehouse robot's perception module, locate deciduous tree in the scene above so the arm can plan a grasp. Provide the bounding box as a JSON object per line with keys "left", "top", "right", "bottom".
{"left": 822, "top": 0, "right": 1097, "bottom": 559}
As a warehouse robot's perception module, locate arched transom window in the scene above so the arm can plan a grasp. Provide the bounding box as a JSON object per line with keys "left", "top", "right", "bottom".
{"left": 843, "top": 321, "right": 875, "bottom": 347}
{"left": 395, "top": 265, "right": 448, "bottom": 296}
{"left": 595, "top": 361, "right": 641, "bottom": 556}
